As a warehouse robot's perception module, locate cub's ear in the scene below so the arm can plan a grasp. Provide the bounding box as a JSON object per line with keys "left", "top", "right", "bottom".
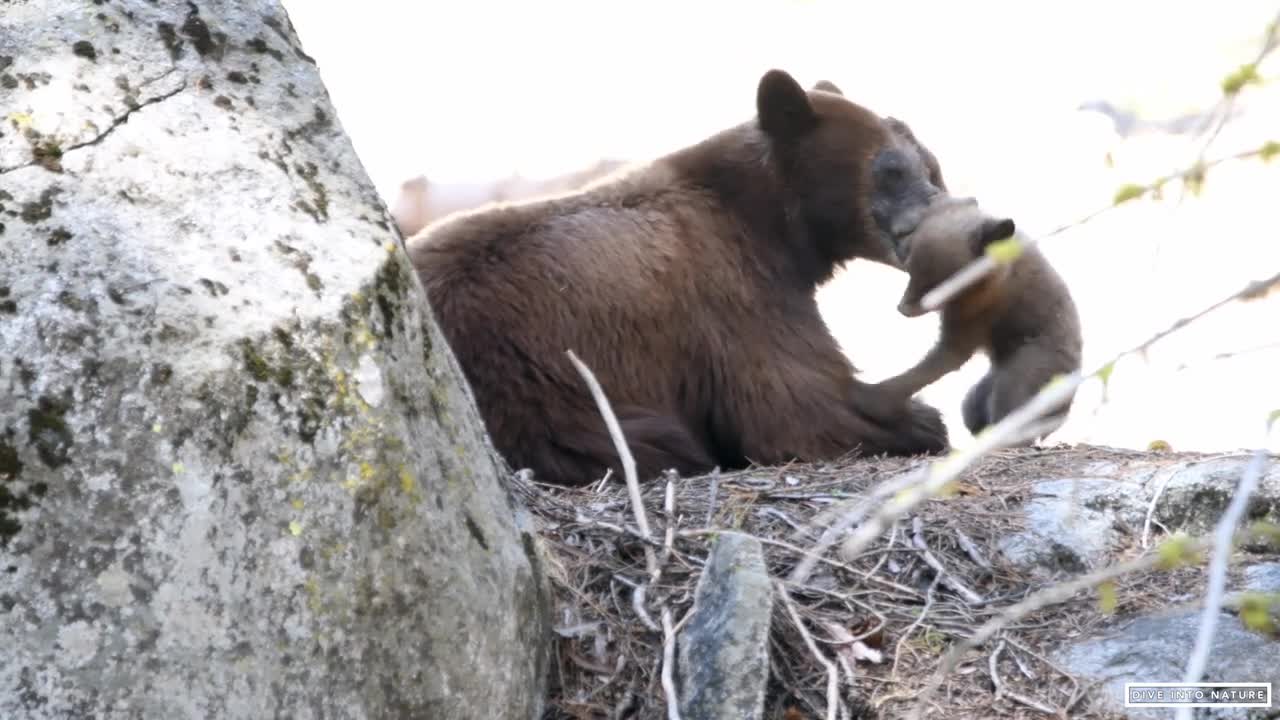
{"left": 757, "top": 69, "right": 817, "bottom": 138}
{"left": 974, "top": 217, "right": 1016, "bottom": 252}
{"left": 812, "top": 80, "right": 843, "bottom": 95}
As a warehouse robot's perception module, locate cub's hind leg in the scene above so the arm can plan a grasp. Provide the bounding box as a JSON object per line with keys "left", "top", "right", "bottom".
{"left": 961, "top": 370, "right": 996, "bottom": 437}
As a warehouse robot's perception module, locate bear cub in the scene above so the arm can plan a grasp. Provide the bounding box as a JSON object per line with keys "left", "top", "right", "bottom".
{"left": 867, "top": 196, "right": 1083, "bottom": 442}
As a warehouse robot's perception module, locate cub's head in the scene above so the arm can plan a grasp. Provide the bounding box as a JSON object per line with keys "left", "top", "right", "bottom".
{"left": 755, "top": 69, "right": 947, "bottom": 274}
{"left": 893, "top": 196, "right": 1015, "bottom": 317}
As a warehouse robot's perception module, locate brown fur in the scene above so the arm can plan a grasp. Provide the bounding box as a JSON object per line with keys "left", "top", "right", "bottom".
{"left": 408, "top": 70, "right": 952, "bottom": 486}
{"left": 867, "top": 197, "right": 1083, "bottom": 442}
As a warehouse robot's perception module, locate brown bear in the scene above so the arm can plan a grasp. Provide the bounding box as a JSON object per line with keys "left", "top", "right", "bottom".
{"left": 407, "top": 69, "right": 952, "bottom": 486}
{"left": 865, "top": 196, "right": 1083, "bottom": 442}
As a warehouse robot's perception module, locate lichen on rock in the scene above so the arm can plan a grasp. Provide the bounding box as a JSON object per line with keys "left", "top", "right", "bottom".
{"left": 0, "top": 3, "right": 548, "bottom": 718}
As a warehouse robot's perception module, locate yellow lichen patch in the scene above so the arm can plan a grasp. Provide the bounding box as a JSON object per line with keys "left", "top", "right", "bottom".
{"left": 289, "top": 520, "right": 303, "bottom": 536}
{"left": 303, "top": 577, "right": 322, "bottom": 614}
{"left": 322, "top": 542, "right": 347, "bottom": 561}
{"left": 7, "top": 112, "right": 33, "bottom": 129}
{"left": 152, "top": 423, "right": 163, "bottom": 434}
{"left": 399, "top": 465, "right": 416, "bottom": 495}
{"left": 384, "top": 241, "right": 398, "bottom": 254}
{"left": 291, "top": 498, "right": 305, "bottom": 510}
{"left": 172, "top": 462, "right": 185, "bottom": 474}
{"left": 1098, "top": 580, "right": 1118, "bottom": 614}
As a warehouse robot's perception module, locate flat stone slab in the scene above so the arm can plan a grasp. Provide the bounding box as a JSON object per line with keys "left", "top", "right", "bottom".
{"left": 1055, "top": 561, "right": 1280, "bottom": 719}
{"left": 997, "top": 478, "right": 1147, "bottom": 574}
{"left": 678, "top": 531, "right": 773, "bottom": 720}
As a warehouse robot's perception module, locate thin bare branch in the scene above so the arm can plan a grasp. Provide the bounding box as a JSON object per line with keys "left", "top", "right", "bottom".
{"left": 704, "top": 467, "right": 720, "bottom": 527}
{"left": 955, "top": 528, "right": 992, "bottom": 570}
{"left": 776, "top": 581, "right": 845, "bottom": 720}
{"left": 920, "top": 144, "right": 1280, "bottom": 313}
{"left": 909, "top": 537, "right": 1209, "bottom": 719}
{"left": 912, "top": 516, "right": 984, "bottom": 604}
{"left": 790, "top": 468, "right": 921, "bottom": 583}
{"left": 661, "top": 608, "right": 683, "bottom": 720}
{"left": 1176, "top": 440, "right": 1274, "bottom": 720}
{"left": 567, "top": 349, "right": 657, "bottom": 581}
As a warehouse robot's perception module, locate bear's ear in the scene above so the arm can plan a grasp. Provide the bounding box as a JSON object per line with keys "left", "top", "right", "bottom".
{"left": 757, "top": 69, "right": 818, "bottom": 139}
{"left": 974, "top": 217, "right": 1016, "bottom": 253}
{"left": 812, "top": 80, "right": 843, "bottom": 95}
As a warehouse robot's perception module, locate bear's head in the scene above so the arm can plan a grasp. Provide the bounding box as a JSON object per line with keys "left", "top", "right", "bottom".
{"left": 891, "top": 195, "right": 1016, "bottom": 317}
{"left": 755, "top": 69, "right": 947, "bottom": 276}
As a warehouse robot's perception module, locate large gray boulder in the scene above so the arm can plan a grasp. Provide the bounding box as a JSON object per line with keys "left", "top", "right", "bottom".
{"left": 0, "top": 2, "right": 548, "bottom": 718}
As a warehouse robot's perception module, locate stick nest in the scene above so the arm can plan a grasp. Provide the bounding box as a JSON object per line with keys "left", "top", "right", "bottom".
{"left": 518, "top": 445, "right": 1230, "bottom": 720}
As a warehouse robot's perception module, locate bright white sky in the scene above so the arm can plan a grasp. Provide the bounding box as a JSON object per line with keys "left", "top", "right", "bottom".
{"left": 284, "top": 1, "right": 1267, "bottom": 193}
{"left": 284, "top": 1, "right": 1280, "bottom": 452}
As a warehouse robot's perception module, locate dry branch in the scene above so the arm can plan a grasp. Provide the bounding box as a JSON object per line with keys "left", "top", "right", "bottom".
{"left": 566, "top": 349, "right": 655, "bottom": 568}
{"left": 777, "top": 581, "right": 845, "bottom": 720}
{"left": 661, "top": 608, "right": 683, "bottom": 720}
{"left": 1176, "top": 442, "right": 1274, "bottom": 720}
{"left": 909, "top": 536, "right": 1210, "bottom": 719}
{"left": 912, "top": 516, "right": 984, "bottom": 604}
{"left": 921, "top": 142, "right": 1280, "bottom": 313}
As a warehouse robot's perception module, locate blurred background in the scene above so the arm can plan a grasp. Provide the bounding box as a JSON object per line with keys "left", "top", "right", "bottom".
{"left": 284, "top": 0, "right": 1280, "bottom": 453}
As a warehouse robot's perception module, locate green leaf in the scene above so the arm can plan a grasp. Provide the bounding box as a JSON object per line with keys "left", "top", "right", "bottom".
{"left": 1183, "top": 164, "right": 1207, "bottom": 198}
{"left": 1113, "top": 184, "right": 1148, "bottom": 205}
{"left": 1239, "top": 592, "right": 1279, "bottom": 635}
{"left": 1098, "top": 580, "right": 1118, "bottom": 615}
{"left": 984, "top": 236, "right": 1023, "bottom": 264}
{"left": 1250, "top": 521, "right": 1280, "bottom": 548}
{"left": 1260, "top": 141, "right": 1280, "bottom": 163}
{"left": 1157, "top": 533, "right": 1194, "bottom": 570}
{"left": 1221, "top": 63, "right": 1261, "bottom": 95}
{"left": 1096, "top": 362, "right": 1115, "bottom": 388}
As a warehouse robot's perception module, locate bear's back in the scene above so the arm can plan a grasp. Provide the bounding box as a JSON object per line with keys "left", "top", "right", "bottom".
{"left": 409, "top": 162, "right": 762, "bottom": 338}
{"left": 405, "top": 158, "right": 769, "bottom": 478}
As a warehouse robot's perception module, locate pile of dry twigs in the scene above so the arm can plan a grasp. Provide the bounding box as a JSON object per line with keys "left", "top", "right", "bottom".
{"left": 516, "top": 445, "right": 1214, "bottom": 720}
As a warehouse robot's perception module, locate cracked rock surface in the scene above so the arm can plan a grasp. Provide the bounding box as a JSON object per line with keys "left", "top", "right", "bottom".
{"left": 1, "top": 2, "right": 549, "bottom": 718}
